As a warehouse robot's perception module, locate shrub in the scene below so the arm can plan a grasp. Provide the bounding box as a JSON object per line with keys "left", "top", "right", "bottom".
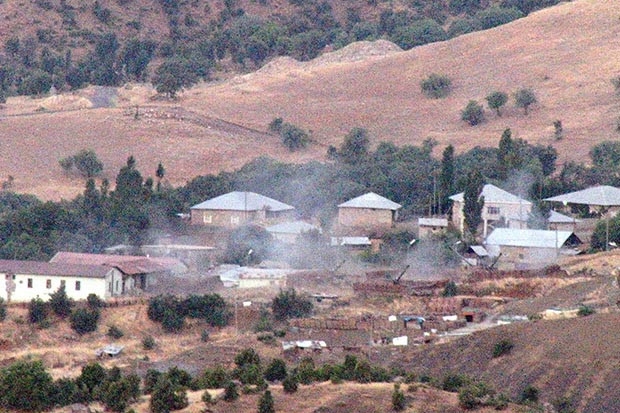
{"left": 392, "top": 383, "right": 407, "bottom": 411}
{"left": 150, "top": 377, "right": 188, "bottom": 413}
{"left": 280, "top": 123, "right": 310, "bottom": 151}
{"left": 142, "top": 335, "right": 156, "bottom": 350}
{"left": 223, "top": 381, "right": 239, "bottom": 402}
{"left": 442, "top": 281, "right": 458, "bottom": 297}
{"left": 200, "top": 366, "right": 230, "bottom": 389}
{"left": 492, "top": 339, "right": 514, "bottom": 357}
{"left": 443, "top": 373, "right": 471, "bottom": 392}
{"left": 147, "top": 294, "right": 180, "bottom": 323}
{"left": 144, "top": 369, "right": 163, "bottom": 394}
{"left": 520, "top": 385, "right": 539, "bottom": 403}
{"left": 514, "top": 87, "right": 537, "bottom": 115}
{"left": 87, "top": 293, "right": 104, "bottom": 309}
{"left": 577, "top": 305, "right": 595, "bottom": 317}
{"left": 282, "top": 375, "right": 298, "bottom": 393}
{"left": 271, "top": 289, "right": 313, "bottom": 321}
{"left": 264, "top": 358, "right": 288, "bottom": 382}
{"left": 70, "top": 308, "right": 100, "bottom": 335}
{"left": 0, "top": 297, "right": 6, "bottom": 322}
{"left": 235, "top": 348, "right": 261, "bottom": 368}
{"left": 268, "top": 117, "right": 283, "bottom": 133}
{"left": 461, "top": 100, "right": 485, "bottom": 125}
{"left": 254, "top": 308, "right": 273, "bottom": 332}
{"left": 49, "top": 285, "right": 74, "bottom": 318}
{"left": 258, "top": 390, "right": 275, "bottom": 413}
{"left": 486, "top": 91, "right": 508, "bottom": 116}
{"left": 77, "top": 362, "right": 107, "bottom": 399}
{"left": 166, "top": 366, "right": 193, "bottom": 388}
{"left": 474, "top": 6, "right": 524, "bottom": 30}
{"left": 53, "top": 377, "right": 79, "bottom": 406}
{"left": 107, "top": 325, "right": 124, "bottom": 339}
{"left": 421, "top": 73, "right": 452, "bottom": 99}
{"left": 201, "top": 390, "right": 213, "bottom": 405}
{"left": 458, "top": 381, "right": 493, "bottom": 409}
{"left": 161, "top": 308, "right": 185, "bottom": 333}
{"left": 0, "top": 359, "right": 55, "bottom": 411}
{"left": 28, "top": 296, "right": 49, "bottom": 324}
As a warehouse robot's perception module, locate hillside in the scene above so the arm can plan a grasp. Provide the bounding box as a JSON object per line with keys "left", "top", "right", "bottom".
{"left": 0, "top": 0, "right": 618, "bottom": 200}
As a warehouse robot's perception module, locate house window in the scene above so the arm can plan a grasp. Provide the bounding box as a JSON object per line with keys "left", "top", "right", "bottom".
{"left": 46, "top": 279, "right": 52, "bottom": 289}
{"left": 487, "top": 206, "right": 500, "bottom": 215}
{"left": 75, "top": 281, "right": 81, "bottom": 291}
{"left": 231, "top": 216, "right": 240, "bottom": 225}
{"left": 27, "top": 278, "right": 33, "bottom": 288}
{"left": 116, "top": 280, "right": 120, "bottom": 292}
{"left": 60, "top": 280, "right": 66, "bottom": 288}
{"left": 203, "top": 214, "right": 212, "bottom": 224}
{"left": 109, "top": 282, "right": 113, "bottom": 293}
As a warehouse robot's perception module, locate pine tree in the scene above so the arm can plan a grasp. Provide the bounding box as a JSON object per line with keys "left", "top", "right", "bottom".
{"left": 463, "top": 169, "right": 485, "bottom": 239}
{"left": 258, "top": 389, "right": 275, "bottom": 413}
{"left": 439, "top": 144, "right": 455, "bottom": 214}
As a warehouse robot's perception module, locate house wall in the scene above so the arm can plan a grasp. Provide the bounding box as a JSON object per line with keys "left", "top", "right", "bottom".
{"left": 238, "top": 278, "right": 287, "bottom": 289}
{"left": 419, "top": 225, "right": 447, "bottom": 238}
{"left": 0, "top": 269, "right": 123, "bottom": 302}
{"left": 452, "top": 201, "right": 532, "bottom": 235}
{"left": 338, "top": 208, "right": 394, "bottom": 227}
{"left": 191, "top": 209, "right": 293, "bottom": 227}
{"left": 493, "top": 245, "right": 558, "bottom": 270}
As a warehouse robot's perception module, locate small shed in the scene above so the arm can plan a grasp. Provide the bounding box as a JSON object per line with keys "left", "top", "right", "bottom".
{"left": 418, "top": 217, "right": 449, "bottom": 238}
{"left": 266, "top": 221, "right": 320, "bottom": 244}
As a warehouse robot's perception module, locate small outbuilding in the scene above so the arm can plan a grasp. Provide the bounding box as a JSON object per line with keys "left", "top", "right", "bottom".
{"left": 418, "top": 217, "right": 449, "bottom": 238}
{"left": 266, "top": 221, "right": 320, "bottom": 244}
{"left": 337, "top": 192, "right": 401, "bottom": 228}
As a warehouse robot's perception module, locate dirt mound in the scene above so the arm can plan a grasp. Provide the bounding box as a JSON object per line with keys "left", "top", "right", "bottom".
{"left": 255, "top": 56, "right": 302, "bottom": 75}
{"left": 311, "top": 39, "right": 403, "bottom": 66}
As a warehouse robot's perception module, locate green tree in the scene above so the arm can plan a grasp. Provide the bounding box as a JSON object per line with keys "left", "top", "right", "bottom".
{"left": 461, "top": 100, "right": 485, "bottom": 126}
{"left": 264, "top": 358, "right": 288, "bottom": 382}
{"left": 339, "top": 128, "right": 370, "bottom": 164}
{"left": 475, "top": 6, "right": 523, "bottom": 29}
{"left": 72, "top": 149, "right": 104, "bottom": 178}
{"left": 153, "top": 58, "right": 198, "bottom": 98}
{"left": 282, "top": 375, "right": 298, "bottom": 393}
{"left": 391, "top": 19, "right": 447, "bottom": 49}
{"left": 49, "top": 285, "right": 74, "bottom": 318}
{"left": 271, "top": 289, "right": 313, "bottom": 321}
{"left": 392, "top": 383, "right": 406, "bottom": 411}
{"left": 439, "top": 144, "right": 455, "bottom": 214}
{"left": 485, "top": 91, "right": 508, "bottom": 116}
{"left": 280, "top": 123, "right": 309, "bottom": 151}
{"left": 150, "top": 376, "right": 188, "bottom": 413}
{"left": 28, "top": 296, "right": 48, "bottom": 324}
{"left": 514, "top": 87, "right": 537, "bottom": 115}
{"left": 258, "top": 389, "right": 275, "bottom": 413}
{"left": 0, "top": 359, "right": 54, "bottom": 411}
{"left": 463, "top": 169, "right": 484, "bottom": 238}
{"left": 70, "top": 308, "right": 100, "bottom": 334}
{"left": 223, "top": 380, "right": 239, "bottom": 402}
{"left": 420, "top": 73, "right": 452, "bottom": 98}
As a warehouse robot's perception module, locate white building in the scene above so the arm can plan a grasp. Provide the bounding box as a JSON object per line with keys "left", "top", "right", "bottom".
{"left": 0, "top": 260, "right": 123, "bottom": 302}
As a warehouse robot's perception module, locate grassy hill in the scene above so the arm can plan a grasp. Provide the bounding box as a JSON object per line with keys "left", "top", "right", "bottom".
{"left": 0, "top": 0, "right": 617, "bottom": 200}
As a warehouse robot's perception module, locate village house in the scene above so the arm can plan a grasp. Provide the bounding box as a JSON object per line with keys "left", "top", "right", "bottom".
{"left": 337, "top": 192, "right": 401, "bottom": 228}
{"left": 484, "top": 228, "right": 581, "bottom": 270}
{"left": 190, "top": 191, "right": 295, "bottom": 228}
{"left": 450, "top": 184, "right": 532, "bottom": 237}
{"left": 0, "top": 260, "right": 123, "bottom": 303}
{"left": 50, "top": 252, "right": 186, "bottom": 293}
{"left": 417, "top": 217, "right": 449, "bottom": 238}
{"left": 506, "top": 210, "right": 579, "bottom": 232}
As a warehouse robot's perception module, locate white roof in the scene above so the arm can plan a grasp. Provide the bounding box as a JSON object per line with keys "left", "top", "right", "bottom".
{"left": 450, "top": 184, "right": 532, "bottom": 205}
{"left": 469, "top": 245, "right": 489, "bottom": 257}
{"left": 191, "top": 191, "right": 294, "bottom": 212}
{"left": 418, "top": 217, "right": 448, "bottom": 227}
{"left": 544, "top": 185, "right": 620, "bottom": 206}
{"left": 338, "top": 192, "right": 401, "bottom": 210}
{"left": 330, "top": 236, "right": 371, "bottom": 246}
{"left": 266, "top": 221, "right": 319, "bottom": 234}
{"left": 485, "top": 228, "right": 574, "bottom": 249}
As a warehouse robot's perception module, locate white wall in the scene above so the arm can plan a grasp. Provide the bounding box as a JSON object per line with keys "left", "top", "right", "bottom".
{"left": 0, "top": 269, "right": 123, "bottom": 302}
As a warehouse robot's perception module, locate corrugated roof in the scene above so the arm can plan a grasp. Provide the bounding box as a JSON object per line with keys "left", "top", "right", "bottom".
{"left": 338, "top": 192, "right": 401, "bottom": 210}
{"left": 544, "top": 185, "right": 620, "bottom": 206}
{"left": 50, "top": 252, "right": 182, "bottom": 275}
{"left": 469, "top": 245, "right": 489, "bottom": 256}
{"left": 330, "top": 236, "right": 371, "bottom": 246}
{"left": 485, "top": 228, "right": 574, "bottom": 249}
{"left": 450, "top": 184, "right": 532, "bottom": 205}
{"left": 190, "top": 191, "right": 294, "bottom": 212}
{"left": 418, "top": 217, "right": 448, "bottom": 227}
{"left": 0, "top": 260, "right": 112, "bottom": 278}
{"left": 266, "top": 221, "right": 319, "bottom": 234}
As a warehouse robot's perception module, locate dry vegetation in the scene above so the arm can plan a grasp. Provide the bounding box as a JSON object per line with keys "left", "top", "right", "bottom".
{"left": 0, "top": 0, "right": 617, "bottom": 200}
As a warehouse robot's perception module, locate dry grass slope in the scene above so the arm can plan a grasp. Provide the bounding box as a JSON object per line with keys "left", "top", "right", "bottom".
{"left": 1, "top": 0, "right": 619, "bottom": 199}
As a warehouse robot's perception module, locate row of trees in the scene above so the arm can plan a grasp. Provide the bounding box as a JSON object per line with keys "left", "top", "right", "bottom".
{"left": 1, "top": 0, "right": 561, "bottom": 98}
{"left": 461, "top": 88, "right": 537, "bottom": 126}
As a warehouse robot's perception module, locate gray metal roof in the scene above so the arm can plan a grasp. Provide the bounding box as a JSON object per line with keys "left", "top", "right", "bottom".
{"left": 191, "top": 191, "right": 295, "bottom": 212}
{"left": 418, "top": 217, "right": 448, "bottom": 227}
{"left": 330, "top": 236, "right": 371, "bottom": 246}
{"left": 485, "top": 228, "right": 574, "bottom": 249}
{"left": 469, "top": 245, "right": 489, "bottom": 257}
{"left": 266, "top": 221, "right": 319, "bottom": 234}
{"left": 338, "top": 192, "right": 401, "bottom": 210}
{"left": 450, "top": 184, "right": 532, "bottom": 205}
{"left": 0, "top": 260, "right": 113, "bottom": 278}
{"left": 544, "top": 185, "right": 620, "bottom": 206}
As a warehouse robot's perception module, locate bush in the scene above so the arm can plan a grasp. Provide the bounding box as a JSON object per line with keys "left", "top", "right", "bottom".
{"left": 258, "top": 390, "right": 275, "bottom": 413}
{"left": 150, "top": 377, "right": 188, "bottom": 413}
{"left": 282, "top": 375, "right": 298, "bottom": 393}
{"left": 486, "top": 91, "right": 508, "bottom": 116}
{"left": 443, "top": 373, "right": 471, "bottom": 392}
{"left": 280, "top": 123, "right": 310, "bottom": 151}
{"left": 107, "top": 325, "right": 124, "bottom": 339}
{"left": 442, "top": 281, "right": 458, "bottom": 297}
{"left": 0, "top": 359, "right": 55, "bottom": 411}
{"left": 474, "top": 6, "right": 524, "bottom": 30}
{"left": 70, "top": 308, "right": 100, "bottom": 335}
{"left": 458, "top": 381, "right": 493, "bottom": 409}
{"left": 421, "top": 73, "right": 452, "bottom": 99}
{"left": 49, "top": 285, "right": 74, "bottom": 318}
{"left": 520, "top": 385, "right": 539, "bottom": 403}
{"left": 223, "top": 381, "right": 239, "bottom": 402}
{"left": 87, "top": 293, "right": 104, "bottom": 309}
{"left": 142, "top": 335, "right": 156, "bottom": 350}
{"left": 392, "top": 383, "right": 407, "bottom": 411}
{"left": 492, "top": 339, "right": 514, "bottom": 357}
{"left": 0, "top": 297, "right": 6, "bottom": 322}
{"left": 161, "top": 308, "right": 185, "bottom": 333}
{"left": 271, "top": 289, "right": 313, "bottom": 321}
{"left": 577, "top": 305, "right": 595, "bottom": 317}
{"left": 264, "top": 358, "right": 287, "bottom": 382}
{"left": 461, "top": 100, "right": 485, "bottom": 125}
{"left": 200, "top": 366, "right": 230, "bottom": 389}
{"left": 268, "top": 117, "right": 283, "bottom": 133}
{"left": 28, "top": 296, "right": 49, "bottom": 324}
{"left": 514, "top": 87, "right": 537, "bottom": 115}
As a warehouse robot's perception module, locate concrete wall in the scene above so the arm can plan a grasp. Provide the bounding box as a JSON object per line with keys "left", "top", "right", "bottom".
{"left": 452, "top": 201, "right": 532, "bottom": 236}
{"left": 494, "top": 245, "right": 558, "bottom": 270}
{"left": 0, "top": 269, "right": 123, "bottom": 302}
{"left": 338, "top": 208, "right": 394, "bottom": 227}
{"left": 191, "top": 209, "right": 293, "bottom": 228}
